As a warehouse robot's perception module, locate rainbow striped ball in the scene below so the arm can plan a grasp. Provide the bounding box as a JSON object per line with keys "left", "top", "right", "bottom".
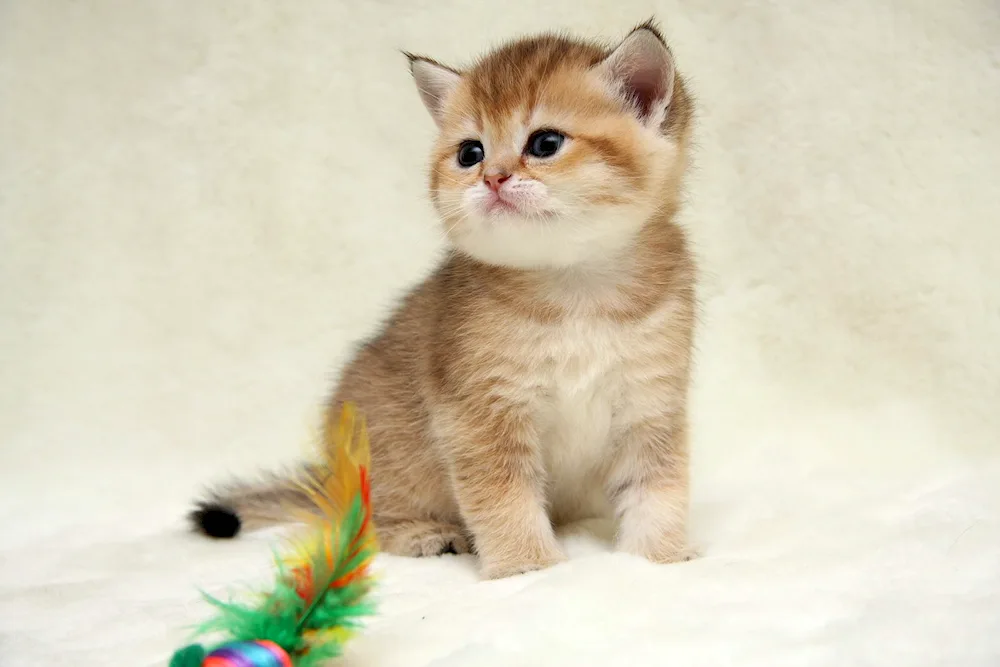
{"left": 202, "top": 640, "right": 293, "bottom": 667}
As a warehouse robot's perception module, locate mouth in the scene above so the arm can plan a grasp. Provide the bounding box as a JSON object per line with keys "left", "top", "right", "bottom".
{"left": 485, "top": 198, "right": 521, "bottom": 215}
{"left": 476, "top": 192, "right": 558, "bottom": 220}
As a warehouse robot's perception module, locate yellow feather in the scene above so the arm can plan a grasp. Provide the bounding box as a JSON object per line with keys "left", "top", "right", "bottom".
{"left": 280, "top": 402, "right": 378, "bottom": 579}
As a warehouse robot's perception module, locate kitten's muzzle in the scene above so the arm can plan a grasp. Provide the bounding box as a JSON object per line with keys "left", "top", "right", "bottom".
{"left": 484, "top": 170, "right": 511, "bottom": 192}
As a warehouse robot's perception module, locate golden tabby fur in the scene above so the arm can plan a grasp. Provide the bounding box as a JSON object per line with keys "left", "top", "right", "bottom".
{"left": 192, "top": 21, "right": 697, "bottom": 579}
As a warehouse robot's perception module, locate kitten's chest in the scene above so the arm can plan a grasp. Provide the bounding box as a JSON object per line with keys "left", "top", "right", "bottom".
{"left": 525, "top": 318, "right": 635, "bottom": 466}
{"left": 501, "top": 300, "right": 684, "bottom": 516}
{"left": 541, "top": 320, "right": 626, "bottom": 409}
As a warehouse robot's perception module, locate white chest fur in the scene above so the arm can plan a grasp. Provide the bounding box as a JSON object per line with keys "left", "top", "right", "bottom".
{"left": 515, "top": 301, "right": 682, "bottom": 521}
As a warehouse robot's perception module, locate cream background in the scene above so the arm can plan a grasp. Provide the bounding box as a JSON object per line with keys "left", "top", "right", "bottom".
{"left": 2, "top": 1, "right": 999, "bottom": 665}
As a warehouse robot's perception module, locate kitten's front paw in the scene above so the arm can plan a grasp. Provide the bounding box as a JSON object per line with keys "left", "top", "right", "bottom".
{"left": 481, "top": 550, "right": 566, "bottom": 580}
{"left": 617, "top": 526, "right": 699, "bottom": 564}
{"left": 626, "top": 541, "right": 700, "bottom": 565}
{"left": 649, "top": 545, "right": 699, "bottom": 564}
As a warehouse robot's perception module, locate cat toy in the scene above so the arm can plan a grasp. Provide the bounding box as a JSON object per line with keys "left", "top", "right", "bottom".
{"left": 170, "top": 403, "right": 378, "bottom": 667}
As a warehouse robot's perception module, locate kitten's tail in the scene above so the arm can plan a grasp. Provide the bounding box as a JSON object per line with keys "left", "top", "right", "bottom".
{"left": 189, "top": 463, "right": 324, "bottom": 539}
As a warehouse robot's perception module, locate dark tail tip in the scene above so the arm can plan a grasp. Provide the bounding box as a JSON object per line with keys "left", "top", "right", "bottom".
{"left": 189, "top": 501, "right": 241, "bottom": 539}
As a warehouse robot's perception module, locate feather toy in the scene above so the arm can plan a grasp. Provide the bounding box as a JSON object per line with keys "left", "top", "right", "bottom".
{"left": 170, "top": 403, "right": 378, "bottom": 667}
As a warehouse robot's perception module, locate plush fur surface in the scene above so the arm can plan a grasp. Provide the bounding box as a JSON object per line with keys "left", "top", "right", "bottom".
{"left": 1, "top": 1, "right": 999, "bottom": 666}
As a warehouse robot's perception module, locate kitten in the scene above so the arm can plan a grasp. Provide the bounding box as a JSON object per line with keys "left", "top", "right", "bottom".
{"left": 192, "top": 20, "right": 697, "bottom": 580}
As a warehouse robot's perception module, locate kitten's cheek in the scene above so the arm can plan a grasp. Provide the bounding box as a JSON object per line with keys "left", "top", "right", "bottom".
{"left": 460, "top": 189, "right": 488, "bottom": 219}
{"left": 537, "top": 192, "right": 571, "bottom": 216}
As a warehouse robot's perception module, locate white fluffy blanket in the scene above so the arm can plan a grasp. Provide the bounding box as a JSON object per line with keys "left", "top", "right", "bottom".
{"left": 2, "top": 1, "right": 999, "bottom": 665}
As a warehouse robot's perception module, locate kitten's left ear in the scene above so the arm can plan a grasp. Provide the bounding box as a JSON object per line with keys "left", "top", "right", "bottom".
{"left": 405, "top": 53, "right": 462, "bottom": 127}
{"left": 597, "top": 25, "right": 675, "bottom": 126}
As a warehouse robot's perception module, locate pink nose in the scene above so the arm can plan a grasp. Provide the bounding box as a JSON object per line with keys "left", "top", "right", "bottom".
{"left": 484, "top": 172, "right": 511, "bottom": 192}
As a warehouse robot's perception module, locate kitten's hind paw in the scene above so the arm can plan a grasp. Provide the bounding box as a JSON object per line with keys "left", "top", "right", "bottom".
{"left": 378, "top": 519, "right": 473, "bottom": 557}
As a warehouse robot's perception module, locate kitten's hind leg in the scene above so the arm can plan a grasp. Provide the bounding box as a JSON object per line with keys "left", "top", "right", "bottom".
{"left": 376, "top": 518, "right": 473, "bottom": 557}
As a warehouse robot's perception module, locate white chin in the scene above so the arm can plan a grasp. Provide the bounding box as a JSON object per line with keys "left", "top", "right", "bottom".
{"left": 451, "top": 214, "right": 638, "bottom": 270}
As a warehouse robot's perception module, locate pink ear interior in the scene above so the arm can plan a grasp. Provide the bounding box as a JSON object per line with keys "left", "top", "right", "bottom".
{"left": 600, "top": 28, "right": 675, "bottom": 122}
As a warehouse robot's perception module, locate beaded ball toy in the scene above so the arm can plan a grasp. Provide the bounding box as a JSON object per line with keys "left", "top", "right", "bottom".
{"left": 170, "top": 403, "right": 378, "bottom": 667}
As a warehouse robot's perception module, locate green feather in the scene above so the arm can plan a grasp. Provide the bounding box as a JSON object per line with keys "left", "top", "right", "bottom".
{"left": 168, "top": 644, "right": 205, "bottom": 667}
{"left": 183, "top": 498, "right": 376, "bottom": 664}
{"left": 172, "top": 402, "right": 378, "bottom": 665}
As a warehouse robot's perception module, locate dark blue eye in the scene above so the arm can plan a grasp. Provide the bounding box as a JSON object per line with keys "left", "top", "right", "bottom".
{"left": 457, "top": 141, "right": 484, "bottom": 167}
{"left": 526, "top": 130, "right": 565, "bottom": 158}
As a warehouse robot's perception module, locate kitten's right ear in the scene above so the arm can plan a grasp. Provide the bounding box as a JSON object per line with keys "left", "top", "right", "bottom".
{"left": 405, "top": 53, "right": 462, "bottom": 127}
{"left": 596, "top": 23, "right": 675, "bottom": 127}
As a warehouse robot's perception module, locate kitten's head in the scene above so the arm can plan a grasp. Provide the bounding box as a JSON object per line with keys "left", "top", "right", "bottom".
{"left": 407, "top": 21, "right": 692, "bottom": 270}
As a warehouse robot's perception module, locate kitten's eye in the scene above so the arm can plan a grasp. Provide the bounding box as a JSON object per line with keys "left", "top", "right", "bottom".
{"left": 457, "top": 140, "right": 485, "bottom": 168}
{"left": 526, "top": 130, "right": 565, "bottom": 158}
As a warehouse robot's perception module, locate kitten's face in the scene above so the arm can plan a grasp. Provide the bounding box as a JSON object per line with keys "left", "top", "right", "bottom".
{"left": 410, "top": 27, "right": 689, "bottom": 269}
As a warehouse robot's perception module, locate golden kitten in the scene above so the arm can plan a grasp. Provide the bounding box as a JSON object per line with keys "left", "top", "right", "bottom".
{"left": 192, "top": 20, "right": 697, "bottom": 580}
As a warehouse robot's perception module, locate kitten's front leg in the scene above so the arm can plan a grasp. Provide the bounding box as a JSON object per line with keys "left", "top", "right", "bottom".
{"left": 608, "top": 413, "right": 694, "bottom": 564}
{"left": 442, "top": 405, "right": 565, "bottom": 579}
